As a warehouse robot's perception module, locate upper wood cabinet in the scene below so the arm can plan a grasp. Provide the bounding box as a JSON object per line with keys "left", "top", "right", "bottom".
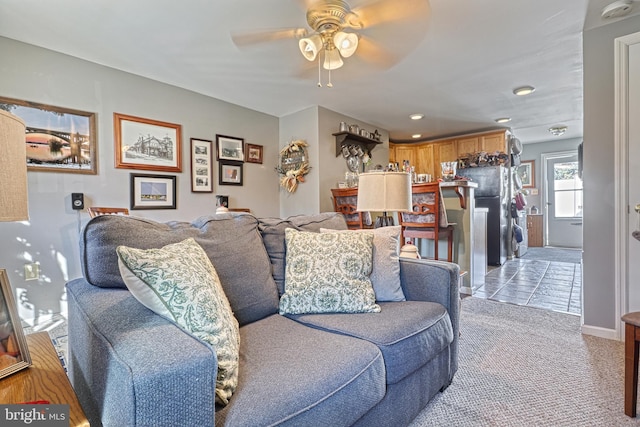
{"left": 389, "top": 129, "right": 510, "bottom": 178}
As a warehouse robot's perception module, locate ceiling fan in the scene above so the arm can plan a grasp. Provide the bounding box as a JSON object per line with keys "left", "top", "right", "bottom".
{"left": 232, "top": 0, "right": 431, "bottom": 87}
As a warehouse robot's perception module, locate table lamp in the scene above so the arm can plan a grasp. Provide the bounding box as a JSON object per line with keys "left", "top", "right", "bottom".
{"left": 357, "top": 171, "right": 412, "bottom": 227}
{"left": 0, "top": 109, "right": 28, "bottom": 222}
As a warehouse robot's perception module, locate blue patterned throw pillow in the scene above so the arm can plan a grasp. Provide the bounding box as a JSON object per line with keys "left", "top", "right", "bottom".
{"left": 279, "top": 229, "right": 381, "bottom": 315}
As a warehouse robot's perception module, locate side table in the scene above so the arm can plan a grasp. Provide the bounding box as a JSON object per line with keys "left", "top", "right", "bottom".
{"left": 0, "top": 332, "right": 89, "bottom": 427}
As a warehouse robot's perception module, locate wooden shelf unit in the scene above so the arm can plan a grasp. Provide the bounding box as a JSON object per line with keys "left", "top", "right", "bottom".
{"left": 334, "top": 132, "right": 382, "bottom": 157}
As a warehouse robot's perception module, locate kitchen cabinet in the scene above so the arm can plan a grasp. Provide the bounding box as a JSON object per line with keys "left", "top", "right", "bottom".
{"left": 457, "top": 136, "right": 479, "bottom": 156}
{"left": 480, "top": 133, "right": 507, "bottom": 153}
{"left": 415, "top": 143, "right": 435, "bottom": 175}
{"left": 434, "top": 140, "right": 457, "bottom": 178}
{"left": 394, "top": 144, "right": 416, "bottom": 168}
{"left": 527, "top": 214, "right": 543, "bottom": 247}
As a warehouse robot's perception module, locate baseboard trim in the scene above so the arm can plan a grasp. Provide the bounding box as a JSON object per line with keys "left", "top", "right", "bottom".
{"left": 581, "top": 324, "right": 619, "bottom": 341}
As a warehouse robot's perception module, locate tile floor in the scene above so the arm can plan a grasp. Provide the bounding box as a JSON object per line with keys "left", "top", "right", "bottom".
{"left": 471, "top": 257, "right": 582, "bottom": 315}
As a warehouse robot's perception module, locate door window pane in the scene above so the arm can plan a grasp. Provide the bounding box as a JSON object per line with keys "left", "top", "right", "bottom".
{"left": 554, "top": 161, "right": 583, "bottom": 218}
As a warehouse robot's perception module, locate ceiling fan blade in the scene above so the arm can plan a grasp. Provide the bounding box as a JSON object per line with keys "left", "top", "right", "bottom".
{"left": 351, "top": 0, "right": 431, "bottom": 29}
{"left": 354, "top": 35, "right": 397, "bottom": 69}
{"left": 231, "top": 28, "right": 308, "bottom": 47}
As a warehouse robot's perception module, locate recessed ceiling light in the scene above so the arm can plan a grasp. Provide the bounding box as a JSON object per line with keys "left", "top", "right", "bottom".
{"left": 495, "top": 117, "right": 511, "bottom": 123}
{"left": 513, "top": 85, "right": 536, "bottom": 96}
{"left": 412, "top": 134, "right": 422, "bottom": 139}
{"left": 409, "top": 113, "right": 424, "bottom": 120}
{"left": 548, "top": 126, "right": 568, "bottom": 136}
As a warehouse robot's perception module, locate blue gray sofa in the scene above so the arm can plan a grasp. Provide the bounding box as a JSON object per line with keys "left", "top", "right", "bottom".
{"left": 66, "top": 212, "right": 460, "bottom": 427}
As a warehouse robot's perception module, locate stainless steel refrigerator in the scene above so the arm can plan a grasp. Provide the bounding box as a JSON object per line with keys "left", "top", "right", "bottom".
{"left": 458, "top": 165, "right": 511, "bottom": 265}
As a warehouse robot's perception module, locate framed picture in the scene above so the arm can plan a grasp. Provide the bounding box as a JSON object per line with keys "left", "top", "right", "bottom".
{"left": 130, "top": 173, "right": 177, "bottom": 210}
{"left": 0, "top": 96, "right": 97, "bottom": 174}
{"left": 518, "top": 160, "right": 535, "bottom": 188}
{"left": 245, "top": 143, "right": 263, "bottom": 164}
{"left": 190, "top": 138, "right": 213, "bottom": 193}
{"left": 0, "top": 269, "right": 31, "bottom": 380}
{"left": 115, "top": 113, "right": 182, "bottom": 172}
{"left": 216, "top": 134, "right": 245, "bottom": 162}
{"left": 219, "top": 161, "right": 243, "bottom": 186}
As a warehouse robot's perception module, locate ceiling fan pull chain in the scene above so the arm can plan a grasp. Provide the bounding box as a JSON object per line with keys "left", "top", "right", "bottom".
{"left": 317, "top": 56, "right": 322, "bottom": 87}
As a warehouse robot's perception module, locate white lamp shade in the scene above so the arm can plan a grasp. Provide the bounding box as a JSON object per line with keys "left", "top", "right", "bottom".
{"left": 323, "top": 48, "right": 344, "bottom": 70}
{"left": 299, "top": 34, "right": 323, "bottom": 61}
{"left": 357, "top": 172, "right": 412, "bottom": 212}
{"left": 334, "top": 31, "right": 358, "bottom": 58}
{"left": 0, "top": 110, "right": 28, "bottom": 221}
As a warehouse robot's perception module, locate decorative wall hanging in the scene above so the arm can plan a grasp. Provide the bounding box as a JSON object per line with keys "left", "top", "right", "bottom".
{"left": 276, "top": 139, "right": 310, "bottom": 193}
{"left": 245, "top": 143, "right": 263, "bottom": 164}
{"left": 219, "top": 161, "right": 243, "bottom": 186}
{"left": 115, "top": 113, "right": 182, "bottom": 172}
{"left": 190, "top": 138, "right": 213, "bottom": 193}
{"left": 216, "top": 134, "right": 245, "bottom": 162}
{"left": 0, "top": 96, "right": 97, "bottom": 174}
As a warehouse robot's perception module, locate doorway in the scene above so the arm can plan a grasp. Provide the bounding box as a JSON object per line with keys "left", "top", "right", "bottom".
{"left": 542, "top": 151, "right": 583, "bottom": 248}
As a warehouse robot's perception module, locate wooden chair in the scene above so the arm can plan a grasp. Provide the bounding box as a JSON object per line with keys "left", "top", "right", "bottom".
{"left": 331, "top": 188, "right": 371, "bottom": 230}
{"left": 399, "top": 182, "right": 455, "bottom": 262}
{"left": 87, "top": 207, "right": 130, "bottom": 218}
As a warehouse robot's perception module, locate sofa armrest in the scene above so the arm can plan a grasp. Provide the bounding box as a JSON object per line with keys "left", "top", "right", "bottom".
{"left": 66, "top": 278, "right": 218, "bottom": 427}
{"left": 399, "top": 258, "right": 460, "bottom": 378}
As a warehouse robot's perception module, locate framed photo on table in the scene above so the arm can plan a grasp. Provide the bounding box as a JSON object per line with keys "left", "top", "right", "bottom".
{"left": 114, "top": 113, "right": 182, "bottom": 172}
{"left": 190, "top": 138, "right": 213, "bottom": 193}
{"left": 0, "top": 96, "right": 97, "bottom": 175}
{"left": 219, "top": 161, "right": 243, "bottom": 186}
{"left": 130, "top": 173, "right": 177, "bottom": 210}
{"left": 517, "top": 160, "right": 535, "bottom": 188}
{"left": 0, "top": 269, "right": 31, "bottom": 380}
{"left": 216, "top": 135, "right": 244, "bottom": 162}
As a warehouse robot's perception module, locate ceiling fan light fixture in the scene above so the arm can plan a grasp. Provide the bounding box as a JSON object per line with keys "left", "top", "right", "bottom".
{"left": 334, "top": 31, "right": 358, "bottom": 58}
{"left": 299, "top": 34, "right": 323, "bottom": 61}
{"left": 323, "top": 48, "right": 344, "bottom": 70}
{"left": 513, "top": 85, "right": 536, "bottom": 96}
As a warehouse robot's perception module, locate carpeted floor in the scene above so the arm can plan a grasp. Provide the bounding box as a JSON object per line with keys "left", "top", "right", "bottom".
{"left": 410, "top": 297, "right": 635, "bottom": 427}
{"left": 521, "top": 247, "right": 582, "bottom": 264}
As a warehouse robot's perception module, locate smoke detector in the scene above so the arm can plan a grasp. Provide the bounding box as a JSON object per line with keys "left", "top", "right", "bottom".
{"left": 602, "top": 0, "right": 634, "bottom": 19}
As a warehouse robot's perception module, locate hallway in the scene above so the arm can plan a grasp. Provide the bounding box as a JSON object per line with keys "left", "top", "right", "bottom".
{"left": 471, "top": 248, "right": 582, "bottom": 315}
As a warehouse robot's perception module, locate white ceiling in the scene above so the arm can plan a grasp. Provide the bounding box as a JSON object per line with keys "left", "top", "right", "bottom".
{"left": 0, "top": 0, "right": 638, "bottom": 144}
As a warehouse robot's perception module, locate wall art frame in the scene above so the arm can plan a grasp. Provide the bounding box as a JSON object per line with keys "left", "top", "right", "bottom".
{"left": 518, "top": 160, "right": 535, "bottom": 188}
{"left": 0, "top": 269, "right": 31, "bottom": 380}
{"left": 245, "top": 143, "right": 263, "bottom": 164}
{"left": 130, "top": 173, "right": 177, "bottom": 210}
{"left": 219, "top": 161, "right": 243, "bottom": 186}
{"left": 115, "top": 113, "right": 182, "bottom": 172}
{"left": 0, "top": 96, "right": 97, "bottom": 174}
{"left": 190, "top": 138, "right": 213, "bottom": 193}
{"left": 216, "top": 134, "right": 245, "bottom": 162}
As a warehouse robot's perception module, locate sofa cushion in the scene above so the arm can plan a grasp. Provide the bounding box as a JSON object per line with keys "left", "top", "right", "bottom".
{"left": 215, "top": 314, "right": 385, "bottom": 427}
{"left": 81, "top": 214, "right": 279, "bottom": 326}
{"left": 320, "top": 226, "right": 405, "bottom": 302}
{"left": 116, "top": 238, "right": 240, "bottom": 405}
{"left": 258, "top": 213, "right": 348, "bottom": 296}
{"left": 279, "top": 229, "right": 380, "bottom": 315}
{"left": 288, "top": 301, "right": 454, "bottom": 384}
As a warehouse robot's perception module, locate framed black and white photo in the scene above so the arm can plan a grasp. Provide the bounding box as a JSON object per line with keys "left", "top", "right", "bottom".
{"left": 0, "top": 96, "right": 97, "bottom": 174}
{"left": 115, "top": 113, "right": 182, "bottom": 172}
{"left": 130, "top": 173, "right": 177, "bottom": 210}
{"left": 0, "top": 269, "right": 31, "bottom": 380}
{"left": 216, "top": 134, "right": 244, "bottom": 162}
{"left": 190, "top": 138, "right": 213, "bottom": 193}
{"left": 219, "top": 161, "right": 243, "bottom": 186}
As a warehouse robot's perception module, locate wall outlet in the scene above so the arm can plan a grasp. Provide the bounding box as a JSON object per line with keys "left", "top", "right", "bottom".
{"left": 24, "top": 263, "right": 40, "bottom": 281}
{"left": 530, "top": 188, "right": 539, "bottom": 195}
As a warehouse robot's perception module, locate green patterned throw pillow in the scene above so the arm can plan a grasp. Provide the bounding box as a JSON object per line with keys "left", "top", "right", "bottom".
{"left": 279, "top": 228, "right": 381, "bottom": 315}
{"left": 116, "top": 238, "right": 240, "bottom": 406}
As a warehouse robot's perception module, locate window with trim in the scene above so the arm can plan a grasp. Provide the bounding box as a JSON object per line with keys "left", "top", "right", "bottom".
{"left": 553, "top": 161, "right": 583, "bottom": 218}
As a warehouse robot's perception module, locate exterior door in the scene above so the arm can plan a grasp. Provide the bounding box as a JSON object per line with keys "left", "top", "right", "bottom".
{"left": 544, "top": 152, "right": 583, "bottom": 248}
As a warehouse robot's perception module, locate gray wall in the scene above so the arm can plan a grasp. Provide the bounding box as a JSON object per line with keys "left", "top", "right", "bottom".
{"left": 583, "top": 15, "right": 640, "bottom": 331}
{"left": 0, "top": 37, "right": 280, "bottom": 323}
